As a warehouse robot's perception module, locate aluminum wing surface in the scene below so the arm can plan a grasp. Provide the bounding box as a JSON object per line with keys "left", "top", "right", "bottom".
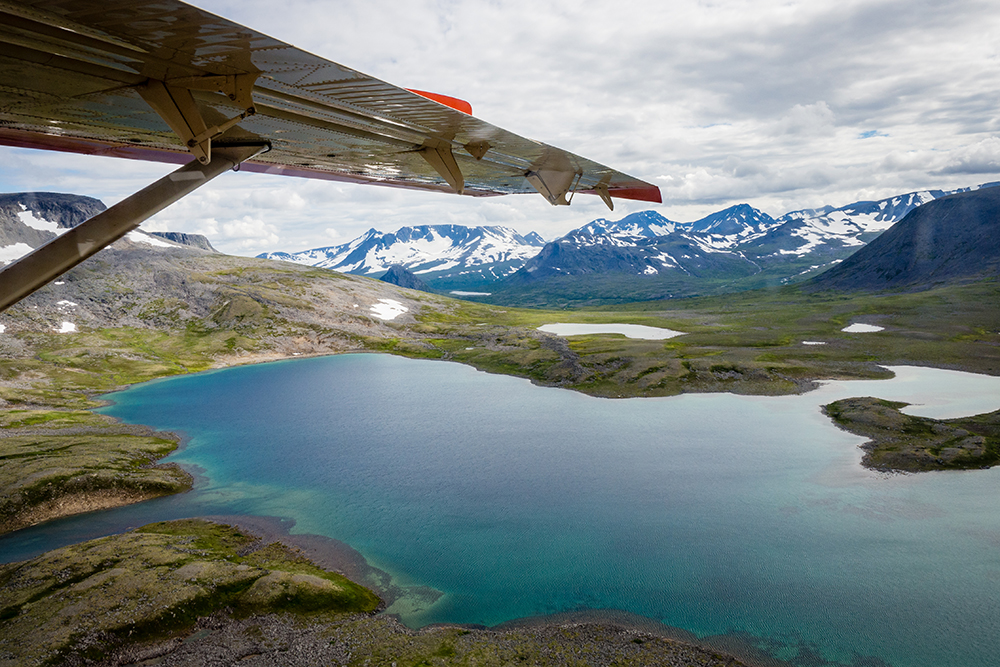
{"left": 0, "top": 0, "right": 662, "bottom": 207}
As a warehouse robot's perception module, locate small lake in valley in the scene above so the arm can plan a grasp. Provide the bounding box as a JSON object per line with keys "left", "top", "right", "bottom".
{"left": 537, "top": 322, "right": 685, "bottom": 339}
{"left": 3, "top": 355, "right": 1000, "bottom": 667}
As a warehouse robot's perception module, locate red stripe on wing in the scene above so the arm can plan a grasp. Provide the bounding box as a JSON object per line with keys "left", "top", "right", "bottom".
{"left": 406, "top": 89, "right": 473, "bottom": 115}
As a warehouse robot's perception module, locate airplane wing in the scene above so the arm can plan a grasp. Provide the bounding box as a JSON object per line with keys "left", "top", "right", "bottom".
{"left": 0, "top": 0, "right": 660, "bottom": 205}
{"left": 0, "top": 0, "right": 662, "bottom": 311}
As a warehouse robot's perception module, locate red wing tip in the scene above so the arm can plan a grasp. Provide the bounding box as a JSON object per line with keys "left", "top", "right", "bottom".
{"left": 584, "top": 185, "right": 663, "bottom": 204}
{"left": 406, "top": 89, "right": 473, "bottom": 115}
{"left": 614, "top": 186, "right": 663, "bottom": 204}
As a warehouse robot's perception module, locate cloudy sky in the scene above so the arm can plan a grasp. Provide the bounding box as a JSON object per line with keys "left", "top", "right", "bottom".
{"left": 2, "top": 0, "right": 999, "bottom": 255}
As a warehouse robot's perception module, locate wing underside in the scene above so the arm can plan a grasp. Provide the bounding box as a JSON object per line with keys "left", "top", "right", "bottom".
{"left": 0, "top": 0, "right": 661, "bottom": 206}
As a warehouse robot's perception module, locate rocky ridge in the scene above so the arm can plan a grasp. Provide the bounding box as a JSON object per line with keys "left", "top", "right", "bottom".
{"left": 0, "top": 191, "right": 218, "bottom": 267}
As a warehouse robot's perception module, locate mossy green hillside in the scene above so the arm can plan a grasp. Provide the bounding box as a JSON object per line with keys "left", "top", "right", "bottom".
{"left": 0, "top": 519, "right": 380, "bottom": 666}
{"left": 0, "top": 326, "right": 242, "bottom": 410}
{"left": 410, "top": 282, "right": 1000, "bottom": 398}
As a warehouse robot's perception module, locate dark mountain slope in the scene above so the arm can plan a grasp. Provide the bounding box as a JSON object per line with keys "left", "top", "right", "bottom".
{"left": 0, "top": 192, "right": 105, "bottom": 227}
{"left": 0, "top": 192, "right": 105, "bottom": 248}
{"left": 380, "top": 265, "right": 431, "bottom": 291}
{"left": 809, "top": 187, "right": 1000, "bottom": 291}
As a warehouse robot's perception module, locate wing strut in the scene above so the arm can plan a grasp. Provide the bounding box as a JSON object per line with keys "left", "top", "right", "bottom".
{"left": 0, "top": 143, "right": 268, "bottom": 313}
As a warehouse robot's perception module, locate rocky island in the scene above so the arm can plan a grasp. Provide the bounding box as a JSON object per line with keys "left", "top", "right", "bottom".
{"left": 823, "top": 397, "right": 1000, "bottom": 471}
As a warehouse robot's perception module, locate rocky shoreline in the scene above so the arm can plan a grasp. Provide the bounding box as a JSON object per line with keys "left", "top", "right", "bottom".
{"left": 0, "top": 486, "right": 169, "bottom": 535}
{"left": 0, "top": 517, "right": 758, "bottom": 667}
{"left": 101, "top": 610, "right": 757, "bottom": 667}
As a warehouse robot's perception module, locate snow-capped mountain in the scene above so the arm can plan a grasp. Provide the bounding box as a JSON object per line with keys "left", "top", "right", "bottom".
{"left": 810, "top": 187, "right": 1000, "bottom": 292}
{"left": 511, "top": 204, "right": 782, "bottom": 283}
{"left": 559, "top": 205, "right": 779, "bottom": 252}
{"left": 688, "top": 204, "right": 779, "bottom": 237}
{"left": 514, "top": 232, "right": 758, "bottom": 282}
{"left": 570, "top": 210, "right": 679, "bottom": 241}
{"left": 0, "top": 192, "right": 105, "bottom": 265}
{"left": 496, "top": 182, "right": 1000, "bottom": 303}
{"left": 767, "top": 189, "right": 969, "bottom": 258}
{"left": 259, "top": 224, "right": 546, "bottom": 292}
{"left": 255, "top": 182, "right": 1000, "bottom": 302}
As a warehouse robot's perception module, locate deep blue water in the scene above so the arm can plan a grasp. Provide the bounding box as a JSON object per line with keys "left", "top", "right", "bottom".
{"left": 3, "top": 354, "right": 1000, "bottom": 667}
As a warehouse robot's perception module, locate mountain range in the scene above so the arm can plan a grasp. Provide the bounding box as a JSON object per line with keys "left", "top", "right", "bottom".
{"left": 4, "top": 182, "right": 998, "bottom": 311}
{"left": 258, "top": 225, "right": 545, "bottom": 292}
{"left": 494, "top": 185, "right": 1000, "bottom": 305}
{"left": 259, "top": 183, "right": 998, "bottom": 304}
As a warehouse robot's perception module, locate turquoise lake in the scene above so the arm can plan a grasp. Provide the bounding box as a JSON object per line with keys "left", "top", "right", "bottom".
{"left": 3, "top": 354, "right": 1000, "bottom": 667}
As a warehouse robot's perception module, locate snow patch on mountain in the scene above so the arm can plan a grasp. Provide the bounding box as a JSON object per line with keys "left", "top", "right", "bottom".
{"left": 126, "top": 230, "right": 175, "bottom": 248}
{"left": 17, "top": 204, "right": 66, "bottom": 235}
{"left": 370, "top": 299, "right": 408, "bottom": 320}
{"left": 260, "top": 224, "right": 546, "bottom": 282}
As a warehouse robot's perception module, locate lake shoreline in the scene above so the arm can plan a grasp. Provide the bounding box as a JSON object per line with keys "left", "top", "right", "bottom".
{"left": 6, "top": 350, "right": 1000, "bottom": 666}
{"left": 193, "top": 513, "right": 782, "bottom": 667}
{"left": 0, "top": 411, "right": 193, "bottom": 538}
{"left": 108, "top": 515, "right": 783, "bottom": 667}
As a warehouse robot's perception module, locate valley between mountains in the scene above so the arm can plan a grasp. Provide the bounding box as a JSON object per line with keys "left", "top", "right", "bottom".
{"left": 2, "top": 185, "right": 999, "bottom": 532}
{"left": 1, "top": 186, "right": 999, "bottom": 665}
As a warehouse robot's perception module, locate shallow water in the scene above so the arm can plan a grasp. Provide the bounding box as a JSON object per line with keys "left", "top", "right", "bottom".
{"left": 4, "top": 355, "right": 1000, "bottom": 667}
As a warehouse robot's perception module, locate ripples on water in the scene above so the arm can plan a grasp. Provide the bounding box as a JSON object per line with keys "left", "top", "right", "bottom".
{"left": 4, "top": 355, "right": 1000, "bottom": 667}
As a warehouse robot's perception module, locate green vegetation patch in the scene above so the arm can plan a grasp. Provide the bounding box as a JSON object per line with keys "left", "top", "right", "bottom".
{"left": 0, "top": 519, "right": 379, "bottom": 666}
{"left": 0, "top": 410, "right": 192, "bottom": 535}
{"left": 823, "top": 397, "right": 1000, "bottom": 471}
{"left": 401, "top": 284, "right": 992, "bottom": 398}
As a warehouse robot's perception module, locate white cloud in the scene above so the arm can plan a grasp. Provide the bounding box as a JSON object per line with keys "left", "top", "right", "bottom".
{"left": 204, "top": 216, "right": 280, "bottom": 254}
{"left": 935, "top": 137, "right": 1000, "bottom": 175}
{"left": 772, "top": 102, "right": 837, "bottom": 137}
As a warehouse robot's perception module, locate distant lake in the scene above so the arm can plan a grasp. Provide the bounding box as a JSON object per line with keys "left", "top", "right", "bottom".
{"left": 4, "top": 355, "right": 1000, "bottom": 667}
{"left": 537, "top": 323, "right": 685, "bottom": 339}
